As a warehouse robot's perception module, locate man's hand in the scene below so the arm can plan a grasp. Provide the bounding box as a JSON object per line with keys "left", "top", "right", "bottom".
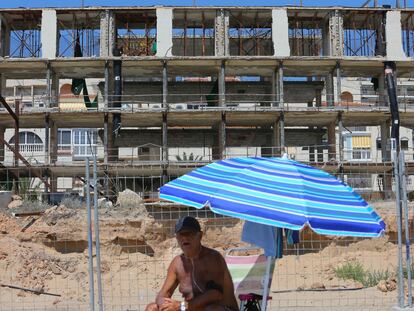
{"left": 159, "top": 298, "right": 181, "bottom": 311}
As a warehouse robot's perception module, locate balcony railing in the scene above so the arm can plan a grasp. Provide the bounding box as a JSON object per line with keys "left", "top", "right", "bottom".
{"left": 1, "top": 93, "right": 414, "bottom": 113}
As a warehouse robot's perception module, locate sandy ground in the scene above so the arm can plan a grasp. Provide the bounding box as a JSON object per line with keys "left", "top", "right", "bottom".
{"left": 0, "top": 200, "right": 411, "bottom": 310}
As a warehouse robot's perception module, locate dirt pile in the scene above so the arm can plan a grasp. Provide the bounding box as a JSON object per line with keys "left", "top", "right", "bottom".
{"left": 0, "top": 200, "right": 410, "bottom": 309}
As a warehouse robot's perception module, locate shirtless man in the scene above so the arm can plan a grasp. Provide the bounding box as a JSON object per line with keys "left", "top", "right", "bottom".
{"left": 145, "top": 216, "right": 239, "bottom": 311}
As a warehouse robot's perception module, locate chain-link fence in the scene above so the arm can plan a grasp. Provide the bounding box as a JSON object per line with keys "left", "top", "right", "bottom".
{"left": 1, "top": 149, "right": 413, "bottom": 310}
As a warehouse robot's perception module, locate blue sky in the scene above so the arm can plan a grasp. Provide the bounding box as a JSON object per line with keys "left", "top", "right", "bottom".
{"left": 1, "top": 0, "right": 413, "bottom": 8}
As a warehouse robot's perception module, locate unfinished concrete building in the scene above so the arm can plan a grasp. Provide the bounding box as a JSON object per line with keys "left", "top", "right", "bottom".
{"left": 0, "top": 6, "right": 414, "bottom": 200}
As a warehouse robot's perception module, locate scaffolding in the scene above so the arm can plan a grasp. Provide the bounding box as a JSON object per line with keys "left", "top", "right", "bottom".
{"left": 172, "top": 10, "right": 215, "bottom": 56}
{"left": 402, "top": 12, "right": 414, "bottom": 57}
{"left": 115, "top": 11, "right": 157, "bottom": 56}
{"left": 343, "top": 10, "right": 382, "bottom": 57}
{"left": 57, "top": 11, "right": 101, "bottom": 58}
{"left": 228, "top": 9, "right": 273, "bottom": 56}
{"left": 3, "top": 11, "right": 42, "bottom": 58}
{"left": 288, "top": 12, "right": 323, "bottom": 56}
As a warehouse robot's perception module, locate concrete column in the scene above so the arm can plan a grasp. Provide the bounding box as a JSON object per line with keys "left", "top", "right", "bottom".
{"left": 44, "top": 114, "right": 50, "bottom": 165}
{"left": 337, "top": 113, "right": 344, "bottom": 162}
{"left": 156, "top": 8, "right": 173, "bottom": 57}
{"left": 215, "top": 9, "right": 229, "bottom": 56}
{"left": 0, "top": 73, "right": 5, "bottom": 93}
{"left": 271, "top": 69, "right": 277, "bottom": 106}
{"left": 280, "top": 112, "right": 285, "bottom": 154}
{"left": 50, "top": 173, "right": 57, "bottom": 193}
{"left": 162, "top": 113, "right": 168, "bottom": 162}
{"left": 326, "top": 71, "right": 334, "bottom": 107}
{"left": 51, "top": 71, "right": 59, "bottom": 107}
{"left": 381, "top": 120, "right": 393, "bottom": 199}
{"left": 162, "top": 111, "right": 168, "bottom": 185}
{"left": 50, "top": 120, "right": 58, "bottom": 164}
{"left": 272, "top": 9, "right": 290, "bottom": 57}
{"left": 31, "top": 85, "right": 34, "bottom": 105}
{"left": 0, "top": 15, "right": 10, "bottom": 57}
{"left": 219, "top": 112, "right": 226, "bottom": 159}
{"left": 104, "top": 113, "right": 109, "bottom": 164}
{"left": 218, "top": 61, "right": 226, "bottom": 106}
{"left": 278, "top": 64, "right": 284, "bottom": 106}
{"left": 104, "top": 61, "right": 109, "bottom": 109}
{"left": 0, "top": 127, "right": 4, "bottom": 162}
{"left": 212, "top": 114, "right": 226, "bottom": 160}
{"left": 13, "top": 100, "right": 19, "bottom": 168}
{"left": 3, "top": 23, "right": 10, "bottom": 58}
{"left": 322, "top": 10, "right": 343, "bottom": 57}
{"left": 104, "top": 113, "right": 118, "bottom": 163}
{"left": 109, "top": 116, "right": 118, "bottom": 161}
{"left": 380, "top": 119, "right": 391, "bottom": 199}
{"left": 315, "top": 88, "right": 322, "bottom": 107}
{"left": 335, "top": 62, "right": 341, "bottom": 105}
{"left": 327, "top": 121, "right": 336, "bottom": 160}
{"left": 385, "top": 11, "right": 406, "bottom": 59}
{"left": 162, "top": 61, "right": 168, "bottom": 107}
{"left": 378, "top": 72, "right": 387, "bottom": 106}
{"left": 41, "top": 10, "right": 57, "bottom": 59}
{"left": 307, "top": 77, "right": 314, "bottom": 107}
{"left": 381, "top": 119, "right": 391, "bottom": 162}
{"left": 100, "top": 10, "right": 116, "bottom": 57}
{"left": 46, "top": 62, "right": 51, "bottom": 108}
{"left": 272, "top": 118, "right": 281, "bottom": 156}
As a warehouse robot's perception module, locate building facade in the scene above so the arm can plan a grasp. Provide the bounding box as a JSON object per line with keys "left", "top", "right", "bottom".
{"left": 0, "top": 6, "right": 413, "bottom": 198}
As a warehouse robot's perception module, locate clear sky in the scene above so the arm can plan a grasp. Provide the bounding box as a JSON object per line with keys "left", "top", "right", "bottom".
{"left": 0, "top": 0, "right": 412, "bottom": 8}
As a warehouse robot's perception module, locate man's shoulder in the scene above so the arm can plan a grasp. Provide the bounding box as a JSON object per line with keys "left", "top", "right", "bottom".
{"left": 202, "top": 247, "right": 224, "bottom": 260}
{"left": 172, "top": 254, "right": 183, "bottom": 263}
{"left": 169, "top": 254, "right": 183, "bottom": 268}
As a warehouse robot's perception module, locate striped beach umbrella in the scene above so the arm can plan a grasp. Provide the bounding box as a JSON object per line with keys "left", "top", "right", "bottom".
{"left": 160, "top": 156, "right": 385, "bottom": 238}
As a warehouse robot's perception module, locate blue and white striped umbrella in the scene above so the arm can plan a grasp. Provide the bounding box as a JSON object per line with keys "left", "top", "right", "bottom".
{"left": 160, "top": 156, "right": 385, "bottom": 238}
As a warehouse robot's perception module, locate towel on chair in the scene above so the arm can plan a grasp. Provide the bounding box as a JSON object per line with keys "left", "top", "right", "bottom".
{"left": 241, "top": 221, "right": 283, "bottom": 258}
{"left": 242, "top": 221, "right": 300, "bottom": 258}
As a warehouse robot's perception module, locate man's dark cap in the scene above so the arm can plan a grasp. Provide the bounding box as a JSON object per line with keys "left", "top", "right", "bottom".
{"left": 175, "top": 216, "right": 201, "bottom": 233}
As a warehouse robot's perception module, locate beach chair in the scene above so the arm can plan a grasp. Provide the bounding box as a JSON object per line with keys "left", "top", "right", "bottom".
{"left": 225, "top": 246, "right": 275, "bottom": 311}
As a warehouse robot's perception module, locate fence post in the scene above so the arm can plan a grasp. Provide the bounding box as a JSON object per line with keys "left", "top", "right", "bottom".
{"left": 85, "top": 157, "right": 95, "bottom": 311}
{"left": 261, "top": 256, "right": 273, "bottom": 311}
{"left": 392, "top": 139, "right": 405, "bottom": 307}
{"left": 400, "top": 151, "right": 412, "bottom": 307}
{"left": 93, "top": 156, "right": 104, "bottom": 311}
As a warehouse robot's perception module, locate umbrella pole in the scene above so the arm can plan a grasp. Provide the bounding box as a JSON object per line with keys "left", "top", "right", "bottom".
{"left": 261, "top": 256, "right": 273, "bottom": 311}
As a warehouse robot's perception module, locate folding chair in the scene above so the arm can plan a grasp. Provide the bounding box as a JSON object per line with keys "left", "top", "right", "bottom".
{"left": 225, "top": 246, "right": 275, "bottom": 311}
